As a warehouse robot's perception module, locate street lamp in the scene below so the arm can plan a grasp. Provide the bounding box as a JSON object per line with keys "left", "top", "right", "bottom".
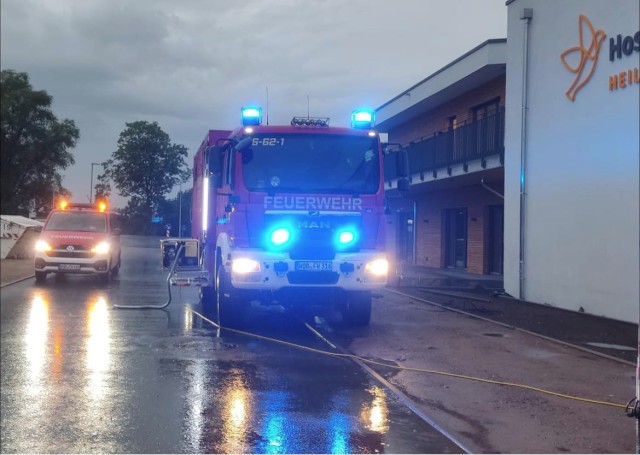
{"left": 89, "top": 162, "right": 101, "bottom": 204}
{"left": 178, "top": 183, "right": 182, "bottom": 237}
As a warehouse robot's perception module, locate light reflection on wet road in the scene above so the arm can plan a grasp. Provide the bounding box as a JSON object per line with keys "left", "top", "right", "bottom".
{"left": 0, "top": 236, "right": 462, "bottom": 454}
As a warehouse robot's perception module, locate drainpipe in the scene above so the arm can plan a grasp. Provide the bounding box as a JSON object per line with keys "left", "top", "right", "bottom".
{"left": 519, "top": 8, "right": 533, "bottom": 301}
{"left": 636, "top": 345, "right": 640, "bottom": 453}
{"left": 412, "top": 201, "right": 417, "bottom": 265}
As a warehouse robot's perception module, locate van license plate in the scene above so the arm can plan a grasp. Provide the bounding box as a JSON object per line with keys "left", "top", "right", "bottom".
{"left": 59, "top": 264, "right": 81, "bottom": 271}
{"left": 295, "top": 261, "right": 332, "bottom": 271}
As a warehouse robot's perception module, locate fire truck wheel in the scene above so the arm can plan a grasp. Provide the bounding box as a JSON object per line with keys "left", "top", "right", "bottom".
{"left": 111, "top": 257, "right": 121, "bottom": 276}
{"left": 199, "top": 287, "right": 216, "bottom": 313}
{"left": 344, "top": 291, "right": 372, "bottom": 327}
{"left": 35, "top": 271, "right": 47, "bottom": 283}
{"left": 216, "top": 265, "right": 244, "bottom": 328}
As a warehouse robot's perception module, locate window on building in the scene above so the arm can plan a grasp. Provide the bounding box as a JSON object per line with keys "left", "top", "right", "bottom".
{"left": 471, "top": 97, "right": 500, "bottom": 120}
{"left": 444, "top": 208, "right": 467, "bottom": 269}
{"left": 471, "top": 98, "right": 501, "bottom": 158}
{"left": 446, "top": 115, "right": 460, "bottom": 161}
{"left": 446, "top": 115, "right": 457, "bottom": 130}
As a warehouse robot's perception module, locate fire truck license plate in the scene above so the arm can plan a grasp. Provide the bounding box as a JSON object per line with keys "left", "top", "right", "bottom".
{"left": 295, "top": 261, "right": 332, "bottom": 271}
{"left": 59, "top": 264, "right": 81, "bottom": 271}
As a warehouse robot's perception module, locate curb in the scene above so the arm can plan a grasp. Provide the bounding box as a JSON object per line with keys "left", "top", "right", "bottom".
{"left": 0, "top": 275, "right": 35, "bottom": 288}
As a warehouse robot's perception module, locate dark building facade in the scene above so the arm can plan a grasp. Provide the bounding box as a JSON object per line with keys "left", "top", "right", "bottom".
{"left": 378, "top": 39, "right": 506, "bottom": 275}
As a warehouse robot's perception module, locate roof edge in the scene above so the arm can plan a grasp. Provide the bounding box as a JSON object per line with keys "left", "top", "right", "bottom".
{"left": 375, "top": 38, "right": 507, "bottom": 112}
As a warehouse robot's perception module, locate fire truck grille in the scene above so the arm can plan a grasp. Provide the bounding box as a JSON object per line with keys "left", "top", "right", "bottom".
{"left": 287, "top": 271, "right": 340, "bottom": 285}
{"left": 48, "top": 245, "right": 94, "bottom": 258}
{"left": 288, "top": 229, "right": 334, "bottom": 259}
{"left": 289, "top": 246, "right": 335, "bottom": 260}
{"left": 261, "top": 214, "right": 362, "bottom": 259}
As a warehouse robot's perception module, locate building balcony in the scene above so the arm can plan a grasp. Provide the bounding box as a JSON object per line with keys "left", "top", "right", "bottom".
{"left": 384, "top": 107, "right": 505, "bottom": 187}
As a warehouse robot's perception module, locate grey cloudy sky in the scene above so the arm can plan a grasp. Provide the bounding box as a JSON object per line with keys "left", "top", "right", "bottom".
{"left": 1, "top": 0, "right": 506, "bottom": 208}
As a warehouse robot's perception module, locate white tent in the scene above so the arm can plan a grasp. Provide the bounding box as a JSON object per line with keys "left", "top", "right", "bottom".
{"left": 1, "top": 215, "right": 44, "bottom": 259}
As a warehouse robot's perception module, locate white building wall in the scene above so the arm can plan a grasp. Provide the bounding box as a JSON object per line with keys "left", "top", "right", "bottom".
{"left": 505, "top": 0, "right": 639, "bottom": 322}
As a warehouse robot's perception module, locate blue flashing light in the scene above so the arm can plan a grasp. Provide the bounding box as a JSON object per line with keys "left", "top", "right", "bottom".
{"left": 270, "top": 227, "right": 291, "bottom": 246}
{"left": 338, "top": 231, "right": 354, "bottom": 244}
{"left": 335, "top": 227, "right": 358, "bottom": 249}
{"left": 351, "top": 108, "right": 375, "bottom": 129}
{"left": 265, "top": 222, "right": 297, "bottom": 251}
{"left": 241, "top": 106, "right": 263, "bottom": 126}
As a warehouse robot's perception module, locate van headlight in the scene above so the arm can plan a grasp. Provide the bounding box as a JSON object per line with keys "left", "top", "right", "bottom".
{"left": 35, "top": 240, "right": 52, "bottom": 252}
{"left": 91, "top": 241, "right": 111, "bottom": 254}
{"left": 365, "top": 258, "right": 388, "bottom": 276}
{"left": 232, "top": 258, "right": 261, "bottom": 274}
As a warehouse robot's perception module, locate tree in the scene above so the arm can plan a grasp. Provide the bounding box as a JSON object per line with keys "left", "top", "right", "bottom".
{"left": 118, "top": 196, "right": 147, "bottom": 235}
{"left": 1, "top": 70, "right": 79, "bottom": 216}
{"left": 93, "top": 171, "right": 112, "bottom": 201}
{"left": 103, "top": 121, "right": 190, "bottom": 234}
{"left": 157, "top": 188, "right": 193, "bottom": 237}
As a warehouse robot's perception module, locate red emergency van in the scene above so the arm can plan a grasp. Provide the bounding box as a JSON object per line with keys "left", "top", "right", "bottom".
{"left": 34, "top": 199, "right": 122, "bottom": 283}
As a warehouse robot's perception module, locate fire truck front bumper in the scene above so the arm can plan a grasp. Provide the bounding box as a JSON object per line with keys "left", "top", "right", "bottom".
{"left": 227, "top": 250, "right": 388, "bottom": 291}
{"left": 34, "top": 251, "right": 113, "bottom": 275}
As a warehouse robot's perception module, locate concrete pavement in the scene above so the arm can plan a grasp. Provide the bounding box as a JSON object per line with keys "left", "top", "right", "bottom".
{"left": 393, "top": 264, "right": 638, "bottom": 364}
{"left": 1, "top": 244, "right": 637, "bottom": 452}
{"left": 0, "top": 258, "right": 34, "bottom": 287}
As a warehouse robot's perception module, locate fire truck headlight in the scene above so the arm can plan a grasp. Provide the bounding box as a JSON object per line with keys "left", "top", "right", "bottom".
{"left": 91, "top": 241, "right": 111, "bottom": 255}
{"left": 270, "top": 228, "right": 291, "bottom": 246}
{"left": 232, "top": 258, "right": 261, "bottom": 274}
{"left": 365, "top": 258, "right": 388, "bottom": 276}
{"left": 35, "top": 240, "right": 52, "bottom": 252}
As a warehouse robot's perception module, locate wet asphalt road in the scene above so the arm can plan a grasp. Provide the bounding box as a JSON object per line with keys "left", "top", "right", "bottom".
{"left": 0, "top": 236, "right": 462, "bottom": 454}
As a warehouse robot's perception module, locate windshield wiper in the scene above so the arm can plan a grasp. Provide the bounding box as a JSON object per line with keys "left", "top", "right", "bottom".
{"left": 266, "top": 187, "right": 305, "bottom": 196}
{"left": 264, "top": 187, "right": 360, "bottom": 197}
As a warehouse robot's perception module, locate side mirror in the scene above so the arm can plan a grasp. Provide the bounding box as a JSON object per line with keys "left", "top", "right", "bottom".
{"left": 207, "top": 146, "right": 223, "bottom": 175}
{"left": 396, "top": 149, "right": 409, "bottom": 178}
{"left": 397, "top": 178, "right": 410, "bottom": 193}
{"left": 113, "top": 227, "right": 122, "bottom": 236}
{"left": 383, "top": 142, "right": 402, "bottom": 154}
{"left": 235, "top": 137, "right": 253, "bottom": 152}
{"left": 235, "top": 137, "right": 254, "bottom": 164}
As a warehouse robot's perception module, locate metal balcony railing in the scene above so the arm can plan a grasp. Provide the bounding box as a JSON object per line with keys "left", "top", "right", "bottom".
{"left": 384, "top": 107, "right": 505, "bottom": 184}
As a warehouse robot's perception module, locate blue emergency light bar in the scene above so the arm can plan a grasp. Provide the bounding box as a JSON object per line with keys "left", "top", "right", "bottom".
{"left": 351, "top": 108, "right": 375, "bottom": 129}
{"left": 241, "top": 106, "right": 262, "bottom": 126}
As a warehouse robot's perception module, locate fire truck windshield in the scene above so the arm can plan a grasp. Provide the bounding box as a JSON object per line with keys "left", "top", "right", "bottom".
{"left": 242, "top": 133, "right": 380, "bottom": 194}
{"left": 45, "top": 212, "right": 107, "bottom": 232}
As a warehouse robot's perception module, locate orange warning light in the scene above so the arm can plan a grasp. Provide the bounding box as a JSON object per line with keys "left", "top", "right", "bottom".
{"left": 96, "top": 199, "right": 108, "bottom": 212}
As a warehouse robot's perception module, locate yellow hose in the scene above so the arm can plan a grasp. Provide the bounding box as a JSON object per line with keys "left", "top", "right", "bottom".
{"left": 191, "top": 309, "right": 626, "bottom": 410}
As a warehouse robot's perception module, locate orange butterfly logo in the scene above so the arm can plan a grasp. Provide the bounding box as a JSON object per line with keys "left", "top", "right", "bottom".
{"left": 560, "top": 14, "right": 606, "bottom": 101}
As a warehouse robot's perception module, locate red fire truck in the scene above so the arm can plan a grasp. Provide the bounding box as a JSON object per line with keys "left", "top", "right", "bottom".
{"left": 186, "top": 107, "right": 391, "bottom": 326}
